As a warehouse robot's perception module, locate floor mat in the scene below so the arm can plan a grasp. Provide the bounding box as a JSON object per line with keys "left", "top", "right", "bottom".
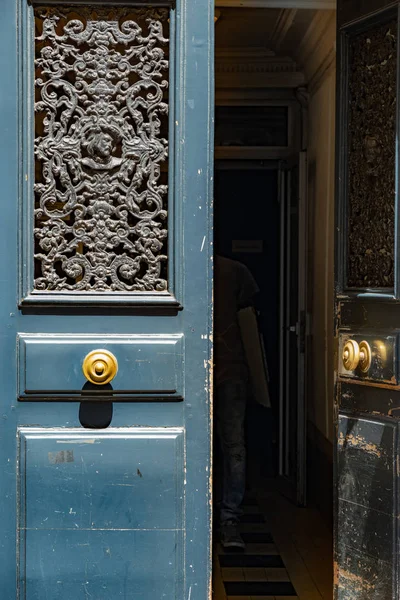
{"left": 216, "top": 493, "right": 299, "bottom": 598}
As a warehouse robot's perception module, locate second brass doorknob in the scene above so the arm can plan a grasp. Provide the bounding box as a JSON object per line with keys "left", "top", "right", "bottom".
{"left": 82, "top": 349, "right": 118, "bottom": 385}
{"left": 342, "top": 340, "right": 371, "bottom": 373}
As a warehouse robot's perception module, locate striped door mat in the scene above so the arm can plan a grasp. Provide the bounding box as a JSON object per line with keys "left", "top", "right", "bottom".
{"left": 216, "top": 496, "right": 298, "bottom": 598}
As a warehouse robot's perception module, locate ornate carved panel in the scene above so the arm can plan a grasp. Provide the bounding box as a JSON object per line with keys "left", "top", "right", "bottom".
{"left": 34, "top": 6, "right": 169, "bottom": 293}
{"left": 346, "top": 18, "right": 397, "bottom": 289}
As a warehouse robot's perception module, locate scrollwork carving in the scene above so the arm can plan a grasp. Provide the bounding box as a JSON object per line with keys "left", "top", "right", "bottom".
{"left": 347, "top": 20, "right": 396, "bottom": 289}
{"left": 34, "top": 6, "right": 169, "bottom": 292}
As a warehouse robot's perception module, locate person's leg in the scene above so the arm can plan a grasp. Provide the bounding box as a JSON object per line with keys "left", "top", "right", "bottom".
{"left": 212, "top": 416, "right": 222, "bottom": 529}
{"left": 215, "top": 379, "right": 247, "bottom": 549}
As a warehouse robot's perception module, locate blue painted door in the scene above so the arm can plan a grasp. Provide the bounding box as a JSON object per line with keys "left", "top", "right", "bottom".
{"left": 0, "top": 1, "right": 213, "bottom": 598}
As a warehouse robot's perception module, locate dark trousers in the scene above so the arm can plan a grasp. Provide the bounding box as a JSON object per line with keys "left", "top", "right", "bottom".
{"left": 214, "top": 379, "right": 247, "bottom": 524}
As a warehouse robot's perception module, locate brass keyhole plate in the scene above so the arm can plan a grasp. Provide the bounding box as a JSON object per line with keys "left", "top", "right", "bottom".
{"left": 82, "top": 349, "right": 118, "bottom": 385}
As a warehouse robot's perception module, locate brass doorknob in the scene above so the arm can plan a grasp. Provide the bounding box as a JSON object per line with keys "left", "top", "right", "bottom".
{"left": 82, "top": 349, "right": 118, "bottom": 385}
{"left": 359, "top": 341, "right": 372, "bottom": 373}
{"left": 342, "top": 340, "right": 371, "bottom": 373}
{"left": 342, "top": 340, "right": 359, "bottom": 371}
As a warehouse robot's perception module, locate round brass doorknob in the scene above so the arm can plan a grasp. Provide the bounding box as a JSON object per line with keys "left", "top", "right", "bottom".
{"left": 82, "top": 349, "right": 118, "bottom": 385}
{"left": 342, "top": 340, "right": 372, "bottom": 373}
{"left": 342, "top": 340, "right": 360, "bottom": 371}
{"left": 359, "top": 341, "right": 372, "bottom": 373}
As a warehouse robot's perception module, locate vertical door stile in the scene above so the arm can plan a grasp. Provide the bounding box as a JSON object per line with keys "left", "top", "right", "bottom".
{"left": 285, "top": 169, "right": 292, "bottom": 477}
{"left": 278, "top": 165, "right": 286, "bottom": 477}
{"left": 297, "top": 150, "right": 308, "bottom": 506}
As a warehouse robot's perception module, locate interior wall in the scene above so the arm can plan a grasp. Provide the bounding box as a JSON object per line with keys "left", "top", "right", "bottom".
{"left": 307, "top": 71, "right": 335, "bottom": 444}
{"left": 213, "top": 8, "right": 336, "bottom": 508}
{"left": 304, "top": 12, "right": 336, "bottom": 446}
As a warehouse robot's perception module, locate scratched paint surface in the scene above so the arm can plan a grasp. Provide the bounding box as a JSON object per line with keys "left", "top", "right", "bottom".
{"left": 22, "top": 530, "right": 180, "bottom": 599}
{"left": 18, "top": 429, "right": 184, "bottom": 598}
{"left": 336, "top": 415, "right": 396, "bottom": 599}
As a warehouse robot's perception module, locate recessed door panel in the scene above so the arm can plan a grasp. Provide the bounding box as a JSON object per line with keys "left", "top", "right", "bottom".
{"left": 19, "top": 429, "right": 185, "bottom": 598}
{"left": 338, "top": 415, "right": 395, "bottom": 515}
{"left": 21, "top": 530, "right": 182, "bottom": 600}
{"left": 18, "top": 428, "right": 184, "bottom": 530}
{"left": 338, "top": 333, "right": 396, "bottom": 383}
{"left": 340, "top": 12, "right": 397, "bottom": 291}
{"left": 18, "top": 334, "right": 184, "bottom": 399}
{"left": 336, "top": 415, "right": 397, "bottom": 598}
{"left": 29, "top": 5, "right": 171, "bottom": 302}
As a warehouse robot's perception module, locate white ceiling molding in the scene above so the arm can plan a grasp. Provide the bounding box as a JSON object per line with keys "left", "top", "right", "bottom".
{"left": 216, "top": 70, "right": 305, "bottom": 88}
{"left": 215, "top": 0, "right": 336, "bottom": 8}
{"left": 215, "top": 47, "right": 297, "bottom": 69}
{"left": 307, "top": 45, "right": 335, "bottom": 93}
{"left": 297, "top": 10, "right": 335, "bottom": 62}
{"left": 215, "top": 46, "right": 305, "bottom": 88}
{"left": 296, "top": 10, "right": 336, "bottom": 91}
{"left": 270, "top": 9, "right": 297, "bottom": 51}
{"left": 216, "top": 47, "right": 276, "bottom": 59}
{"left": 215, "top": 146, "right": 294, "bottom": 160}
{"left": 215, "top": 88, "right": 299, "bottom": 104}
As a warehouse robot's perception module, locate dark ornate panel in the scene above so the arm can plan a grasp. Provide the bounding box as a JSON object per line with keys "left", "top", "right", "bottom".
{"left": 34, "top": 6, "right": 169, "bottom": 293}
{"left": 346, "top": 18, "right": 397, "bottom": 289}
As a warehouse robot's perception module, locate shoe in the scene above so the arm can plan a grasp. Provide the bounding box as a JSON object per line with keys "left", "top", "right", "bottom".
{"left": 219, "top": 519, "right": 245, "bottom": 552}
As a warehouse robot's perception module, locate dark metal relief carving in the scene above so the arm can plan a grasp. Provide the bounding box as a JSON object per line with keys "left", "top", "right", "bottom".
{"left": 34, "top": 6, "right": 169, "bottom": 292}
{"left": 346, "top": 19, "right": 397, "bottom": 289}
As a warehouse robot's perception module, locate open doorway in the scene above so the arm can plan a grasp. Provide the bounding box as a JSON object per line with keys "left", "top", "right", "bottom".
{"left": 212, "top": 6, "right": 335, "bottom": 599}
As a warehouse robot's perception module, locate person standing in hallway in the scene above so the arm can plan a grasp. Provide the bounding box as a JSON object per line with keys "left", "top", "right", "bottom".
{"left": 214, "top": 254, "right": 259, "bottom": 551}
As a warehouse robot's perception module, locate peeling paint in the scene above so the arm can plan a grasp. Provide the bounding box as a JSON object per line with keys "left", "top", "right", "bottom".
{"left": 339, "top": 568, "right": 376, "bottom": 593}
{"left": 338, "top": 432, "right": 382, "bottom": 457}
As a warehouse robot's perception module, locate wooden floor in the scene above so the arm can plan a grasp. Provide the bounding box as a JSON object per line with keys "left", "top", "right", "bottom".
{"left": 213, "top": 487, "right": 333, "bottom": 600}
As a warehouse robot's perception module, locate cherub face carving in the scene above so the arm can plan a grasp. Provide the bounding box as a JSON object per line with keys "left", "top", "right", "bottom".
{"left": 82, "top": 128, "right": 121, "bottom": 170}
{"left": 92, "top": 131, "right": 113, "bottom": 160}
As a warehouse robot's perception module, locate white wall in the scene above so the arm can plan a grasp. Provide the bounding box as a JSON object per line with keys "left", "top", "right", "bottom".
{"left": 300, "top": 11, "right": 336, "bottom": 443}
{"left": 307, "top": 71, "right": 335, "bottom": 443}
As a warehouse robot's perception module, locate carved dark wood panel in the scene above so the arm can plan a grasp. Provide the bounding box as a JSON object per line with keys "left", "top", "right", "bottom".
{"left": 34, "top": 6, "right": 169, "bottom": 292}
{"left": 346, "top": 18, "right": 397, "bottom": 289}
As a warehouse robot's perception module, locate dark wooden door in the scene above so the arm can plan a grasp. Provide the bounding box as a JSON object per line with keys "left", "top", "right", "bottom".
{"left": 335, "top": 1, "right": 400, "bottom": 597}
{"left": 279, "top": 154, "right": 307, "bottom": 507}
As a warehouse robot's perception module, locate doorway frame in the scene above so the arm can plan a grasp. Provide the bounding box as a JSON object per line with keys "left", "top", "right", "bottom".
{"left": 214, "top": 155, "right": 309, "bottom": 504}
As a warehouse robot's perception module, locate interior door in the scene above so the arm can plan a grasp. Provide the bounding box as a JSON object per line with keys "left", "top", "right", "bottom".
{"left": 278, "top": 152, "right": 307, "bottom": 506}
{"left": 0, "top": 1, "right": 213, "bottom": 598}
{"left": 335, "top": 1, "right": 400, "bottom": 597}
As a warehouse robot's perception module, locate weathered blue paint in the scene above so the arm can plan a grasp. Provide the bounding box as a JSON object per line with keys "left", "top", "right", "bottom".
{"left": 0, "top": 1, "right": 214, "bottom": 599}
{"left": 18, "top": 428, "right": 185, "bottom": 598}
{"left": 18, "top": 334, "right": 184, "bottom": 399}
